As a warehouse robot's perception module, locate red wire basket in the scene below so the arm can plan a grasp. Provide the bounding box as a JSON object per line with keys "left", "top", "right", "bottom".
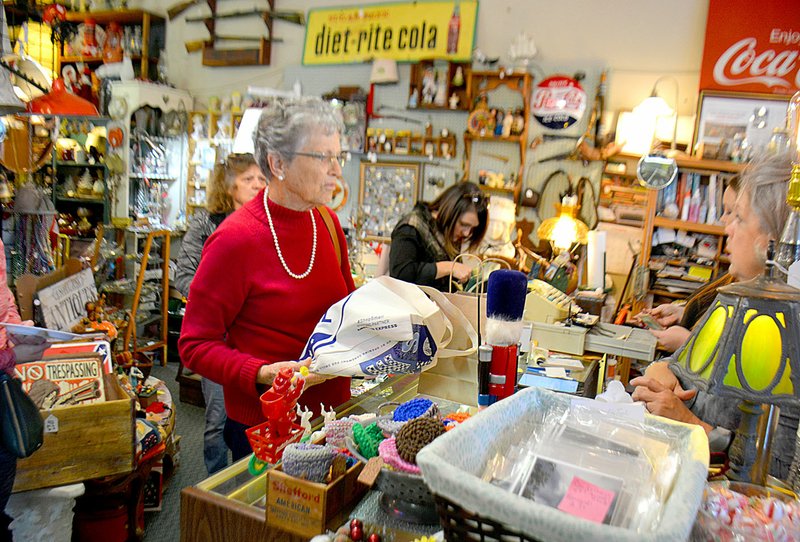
{"left": 245, "top": 421, "right": 304, "bottom": 465}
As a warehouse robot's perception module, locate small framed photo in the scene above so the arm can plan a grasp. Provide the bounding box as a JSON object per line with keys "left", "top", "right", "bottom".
{"left": 520, "top": 455, "right": 624, "bottom": 524}
{"left": 692, "top": 90, "right": 790, "bottom": 161}
{"left": 358, "top": 161, "right": 420, "bottom": 241}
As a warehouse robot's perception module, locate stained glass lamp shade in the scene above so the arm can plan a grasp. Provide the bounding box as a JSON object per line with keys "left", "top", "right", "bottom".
{"left": 672, "top": 255, "right": 800, "bottom": 484}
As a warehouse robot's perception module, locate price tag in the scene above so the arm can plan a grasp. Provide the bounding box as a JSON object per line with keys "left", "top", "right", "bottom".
{"left": 357, "top": 457, "right": 384, "bottom": 488}
{"left": 557, "top": 476, "right": 616, "bottom": 524}
{"left": 44, "top": 414, "right": 59, "bottom": 434}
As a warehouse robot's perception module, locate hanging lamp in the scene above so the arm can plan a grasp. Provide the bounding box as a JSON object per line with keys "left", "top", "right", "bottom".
{"left": 27, "top": 78, "right": 99, "bottom": 116}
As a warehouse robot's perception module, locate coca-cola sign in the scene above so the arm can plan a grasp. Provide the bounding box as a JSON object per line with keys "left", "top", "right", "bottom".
{"left": 700, "top": 0, "right": 800, "bottom": 95}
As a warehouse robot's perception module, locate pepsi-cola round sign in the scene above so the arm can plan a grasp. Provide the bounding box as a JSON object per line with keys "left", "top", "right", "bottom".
{"left": 531, "top": 75, "right": 587, "bottom": 129}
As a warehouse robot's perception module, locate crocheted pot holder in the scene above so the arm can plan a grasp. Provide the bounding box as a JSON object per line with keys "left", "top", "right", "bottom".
{"left": 282, "top": 443, "right": 336, "bottom": 483}
{"left": 395, "top": 417, "right": 445, "bottom": 464}
{"left": 325, "top": 418, "right": 355, "bottom": 447}
{"left": 352, "top": 422, "right": 385, "bottom": 459}
{"left": 393, "top": 397, "right": 438, "bottom": 422}
{"left": 378, "top": 437, "right": 421, "bottom": 475}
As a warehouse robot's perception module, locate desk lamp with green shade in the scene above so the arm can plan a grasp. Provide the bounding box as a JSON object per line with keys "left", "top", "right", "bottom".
{"left": 671, "top": 242, "right": 800, "bottom": 485}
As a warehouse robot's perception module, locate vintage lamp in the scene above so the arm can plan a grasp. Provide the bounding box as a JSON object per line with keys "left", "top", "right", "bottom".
{"left": 537, "top": 194, "right": 588, "bottom": 253}
{"left": 671, "top": 243, "right": 800, "bottom": 485}
{"left": 635, "top": 76, "right": 679, "bottom": 154}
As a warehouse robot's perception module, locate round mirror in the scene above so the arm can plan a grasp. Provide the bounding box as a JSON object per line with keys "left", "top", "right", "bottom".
{"left": 637, "top": 154, "right": 678, "bottom": 190}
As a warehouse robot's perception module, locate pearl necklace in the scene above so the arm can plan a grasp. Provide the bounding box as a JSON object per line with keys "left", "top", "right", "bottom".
{"left": 263, "top": 188, "right": 317, "bottom": 279}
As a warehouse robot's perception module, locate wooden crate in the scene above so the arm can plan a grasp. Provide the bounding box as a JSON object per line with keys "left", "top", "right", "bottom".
{"left": 13, "top": 373, "right": 136, "bottom": 492}
{"left": 266, "top": 460, "right": 366, "bottom": 538}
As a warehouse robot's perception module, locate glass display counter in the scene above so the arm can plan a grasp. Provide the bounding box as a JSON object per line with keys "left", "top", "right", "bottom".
{"left": 180, "top": 375, "right": 426, "bottom": 542}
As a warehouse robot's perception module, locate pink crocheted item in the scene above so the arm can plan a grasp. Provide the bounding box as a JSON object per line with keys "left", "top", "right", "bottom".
{"left": 325, "top": 419, "right": 355, "bottom": 447}
{"left": 378, "top": 437, "right": 421, "bottom": 475}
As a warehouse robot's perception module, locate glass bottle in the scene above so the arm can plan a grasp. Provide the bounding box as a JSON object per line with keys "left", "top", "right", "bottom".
{"left": 777, "top": 164, "right": 800, "bottom": 287}
{"left": 788, "top": 90, "right": 800, "bottom": 160}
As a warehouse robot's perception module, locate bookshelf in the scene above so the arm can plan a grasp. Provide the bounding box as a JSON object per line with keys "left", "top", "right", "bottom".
{"left": 610, "top": 154, "right": 745, "bottom": 313}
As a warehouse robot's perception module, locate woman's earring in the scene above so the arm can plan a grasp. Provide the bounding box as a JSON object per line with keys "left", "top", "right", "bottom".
{"left": 278, "top": 175, "right": 284, "bottom": 181}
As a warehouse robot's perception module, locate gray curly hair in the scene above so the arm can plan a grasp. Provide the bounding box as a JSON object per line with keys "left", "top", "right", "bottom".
{"left": 738, "top": 151, "right": 794, "bottom": 241}
{"left": 253, "top": 96, "right": 343, "bottom": 179}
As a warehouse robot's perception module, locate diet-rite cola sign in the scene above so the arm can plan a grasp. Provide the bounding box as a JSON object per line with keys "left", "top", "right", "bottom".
{"left": 699, "top": 0, "right": 800, "bottom": 95}
{"left": 303, "top": 1, "right": 478, "bottom": 65}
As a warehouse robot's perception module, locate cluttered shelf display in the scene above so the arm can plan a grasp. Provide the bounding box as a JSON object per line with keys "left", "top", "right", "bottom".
{"left": 633, "top": 156, "right": 744, "bottom": 312}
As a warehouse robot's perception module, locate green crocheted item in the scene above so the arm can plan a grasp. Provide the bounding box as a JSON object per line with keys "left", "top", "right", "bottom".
{"left": 353, "top": 422, "right": 385, "bottom": 459}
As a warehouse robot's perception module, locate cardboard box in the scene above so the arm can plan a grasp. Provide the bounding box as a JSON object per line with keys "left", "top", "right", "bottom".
{"left": 13, "top": 373, "right": 136, "bottom": 492}
{"left": 266, "top": 460, "right": 366, "bottom": 538}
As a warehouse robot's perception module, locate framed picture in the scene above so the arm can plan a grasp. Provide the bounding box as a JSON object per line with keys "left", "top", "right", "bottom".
{"left": 358, "top": 161, "right": 421, "bottom": 241}
{"left": 692, "top": 90, "right": 790, "bottom": 161}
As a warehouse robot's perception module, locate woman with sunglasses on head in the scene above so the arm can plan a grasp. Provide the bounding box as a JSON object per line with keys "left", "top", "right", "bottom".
{"left": 390, "top": 182, "right": 489, "bottom": 291}
{"left": 179, "top": 97, "right": 355, "bottom": 461}
{"left": 174, "top": 152, "right": 266, "bottom": 475}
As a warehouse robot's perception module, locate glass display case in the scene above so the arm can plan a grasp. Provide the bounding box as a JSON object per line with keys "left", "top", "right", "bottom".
{"left": 180, "top": 375, "right": 452, "bottom": 542}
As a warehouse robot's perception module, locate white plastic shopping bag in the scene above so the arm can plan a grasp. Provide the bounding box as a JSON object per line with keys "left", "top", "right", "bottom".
{"left": 303, "top": 276, "right": 477, "bottom": 377}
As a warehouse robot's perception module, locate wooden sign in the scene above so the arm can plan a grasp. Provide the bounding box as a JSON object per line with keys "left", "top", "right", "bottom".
{"left": 36, "top": 268, "right": 97, "bottom": 331}
{"left": 14, "top": 356, "right": 106, "bottom": 409}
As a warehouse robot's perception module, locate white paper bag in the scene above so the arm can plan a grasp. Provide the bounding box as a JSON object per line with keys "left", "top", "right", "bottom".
{"left": 303, "top": 276, "right": 477, "bottom": 377}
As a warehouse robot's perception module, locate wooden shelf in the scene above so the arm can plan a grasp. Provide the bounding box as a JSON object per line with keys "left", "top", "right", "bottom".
{"left": 653, "top": 216, "right": 726, "bottom": 236}
{"left": 56, "top": 195, "right": 106, "bottom": 204}
{"left": 60, "top": 54, "right": 155, "bottom": 64}
{"left": 463, "top": 133, "right": 524, "bottom": 143}
{"left": 615, "top": 152, "right": 747, "bottom": 174}
{"left": 64, "top": 9, "right": 165, "bottom": 24}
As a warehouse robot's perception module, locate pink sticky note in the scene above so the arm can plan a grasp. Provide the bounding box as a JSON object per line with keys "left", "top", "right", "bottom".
{"left": 557, "top": 476, "right": 616, "bottom": 524}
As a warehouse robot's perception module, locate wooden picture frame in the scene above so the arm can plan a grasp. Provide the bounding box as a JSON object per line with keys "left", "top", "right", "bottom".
{"left": 692, "top": 90, "right": 790, "bottom": 161}
{"left": 358, "top": 161, "right": 421, "bottom": 241}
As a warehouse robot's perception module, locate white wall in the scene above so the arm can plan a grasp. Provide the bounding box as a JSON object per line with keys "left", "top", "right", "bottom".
{"left": 141, "top": 0, "right": 710, "bottom": 116}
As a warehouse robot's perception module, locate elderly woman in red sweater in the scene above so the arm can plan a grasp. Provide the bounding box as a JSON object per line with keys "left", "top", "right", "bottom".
{"left": 179, "top": 96, "right": 354, "bottom": 460}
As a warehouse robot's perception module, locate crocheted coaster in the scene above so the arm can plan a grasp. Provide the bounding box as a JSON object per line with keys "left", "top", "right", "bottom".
{"left": 376, "top": 417, "right": 406, "bottom": 436}
{"left": 395, "top": 417, "right": 445, "bottom": 464}
{"left": 282, "top": 443, "right": 337, "bottom": 483}
{"left": 378, "top": 437, "right": 421, "bottom": 474}
{"left": 393, "top": 397, "right": 437, "bottom": 422}
{"left": 325, "top": 419, "right": 355, "bottom": 447}
{"left": 352, "top": 422, "right": 385, "bottom": 459}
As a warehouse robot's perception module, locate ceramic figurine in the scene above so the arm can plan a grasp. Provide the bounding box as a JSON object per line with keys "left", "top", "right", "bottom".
{"left": 434, "top": 73, "right": 447, "bottom": 106}
{"left": 451, "top": 66, "right": 464, "bottom": 87}
{"left": 421, "top": 67, "right": 436, "bottom": 104}
{"left": 448, "top": 93, "right": 460, "bottom": 109}
{"left": 230, "top": 91, "right": 242, "bottom": 113}
{"left": 512, "top": 109, "right": 525, "bottom": 135}
{"left": 408, "top": 87, "right": 419, "bottom": 108}
{"left": 320, "top": 404, "right": 337, "bottom": 426}
{"left": 494, "top": 109, "right": 504, "bottom": 136}
{"left": 502, "top": 110, "right": 513, "bottom": 137}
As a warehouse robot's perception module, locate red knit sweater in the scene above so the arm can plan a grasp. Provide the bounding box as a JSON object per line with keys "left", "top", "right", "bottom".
{"left": 178, "top": 190, "right": 355, "bottom": 426}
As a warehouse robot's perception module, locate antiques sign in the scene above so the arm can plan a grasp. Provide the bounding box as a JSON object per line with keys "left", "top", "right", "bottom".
{"left": 303, "top": 1, "right": 478, "bottom": 65}
{"left": 699, "top": 0, "right": 800, "bottom": 95}
{"left": 36, "top": 268, "right": 98, "bottom": 331}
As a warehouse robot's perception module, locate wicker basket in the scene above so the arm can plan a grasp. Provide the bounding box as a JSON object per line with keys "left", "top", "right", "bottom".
{"left": 346, "top": 418, "right": 439, "bottom": 524}
{"left": 434, "top": 494, "right": 541, "bottom": 542}
{"left": 416, "top": 387, "right": 710, "bottom": 542}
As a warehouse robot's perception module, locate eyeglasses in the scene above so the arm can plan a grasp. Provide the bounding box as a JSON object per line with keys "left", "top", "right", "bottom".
{"left": 292, "top": 151, "right": 351, "bottom": 168}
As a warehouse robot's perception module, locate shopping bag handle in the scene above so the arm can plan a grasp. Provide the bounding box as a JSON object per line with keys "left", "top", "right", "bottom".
{"left": 420, "top": 285, "right": 479, "bottom": 359}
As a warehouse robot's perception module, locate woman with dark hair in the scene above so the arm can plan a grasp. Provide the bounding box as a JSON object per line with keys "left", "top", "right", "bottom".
{"left": 175, "top": 152, "right": 266, "bottom": 474}
{"left": 389, "top": 182, "right": 489, "bottom": 291}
